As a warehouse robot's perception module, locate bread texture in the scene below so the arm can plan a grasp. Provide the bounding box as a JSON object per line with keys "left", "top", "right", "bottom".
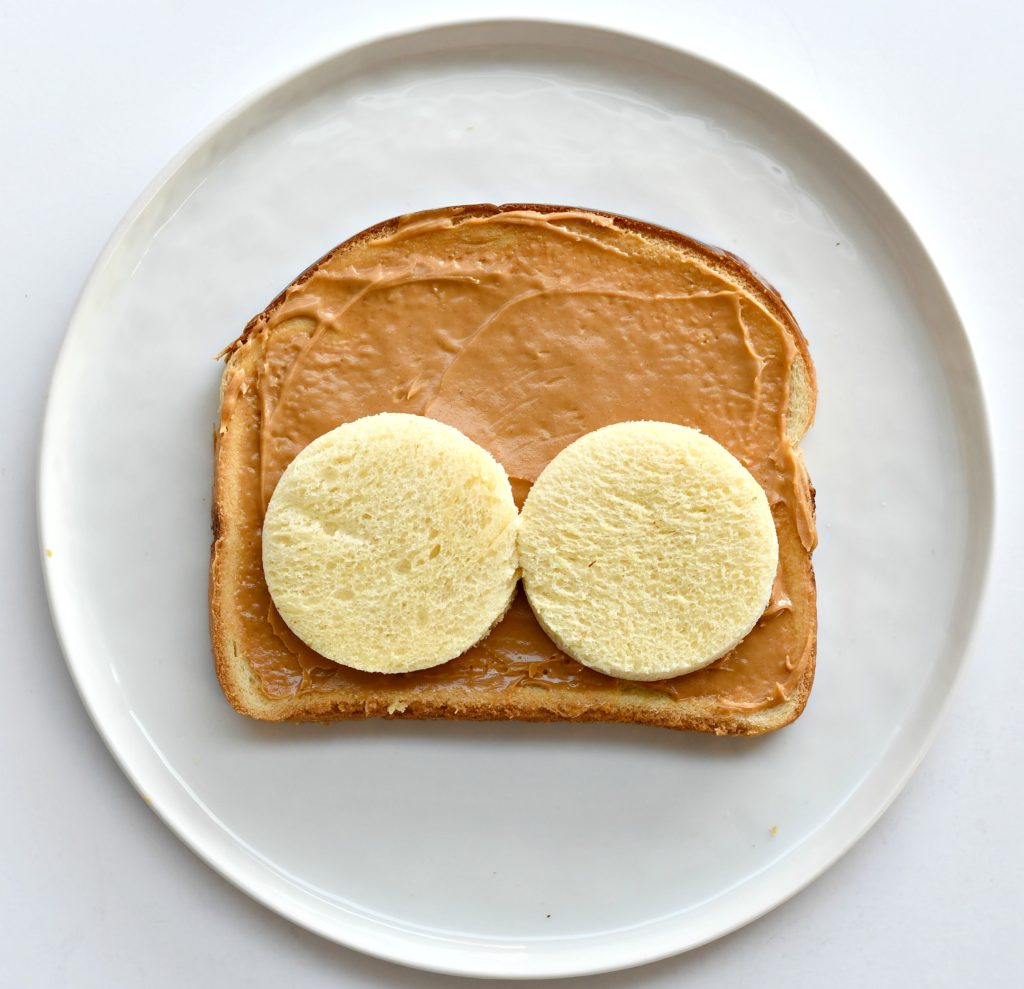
{"left": 210, "top": 203, "right": 817, "bottom": 734}
{"left": 262, "top": 413, "right": 519, "bottom": 674}
{"left": 518, "top": 422, "right": 778, "bottom": 681}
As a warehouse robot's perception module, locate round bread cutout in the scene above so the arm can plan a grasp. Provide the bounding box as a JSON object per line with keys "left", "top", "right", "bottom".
{"left": 262, "top": 413, "right": 519, "bottom": 673}
{"left": 518, "top": 421, "right": 778, "bottom": 681}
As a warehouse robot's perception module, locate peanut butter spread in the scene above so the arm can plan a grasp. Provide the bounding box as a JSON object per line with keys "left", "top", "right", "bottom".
{"left": 220, "top": 206, "right": 816, "bottom": 713}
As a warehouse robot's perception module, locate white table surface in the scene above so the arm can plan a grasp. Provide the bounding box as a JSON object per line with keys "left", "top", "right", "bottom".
{"left": 3, "top": 1, "right": 1020, "bottom": 985}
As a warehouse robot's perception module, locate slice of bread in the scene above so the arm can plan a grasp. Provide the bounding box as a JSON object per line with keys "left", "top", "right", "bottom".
{"left": 518, "top": 422, "right": 778, "bottom": 681}
{"left": 262, "top": 413, "right": 519, "bottom": 674}
{"left": 210, "top": 203, "right": 817, "bottom": 733}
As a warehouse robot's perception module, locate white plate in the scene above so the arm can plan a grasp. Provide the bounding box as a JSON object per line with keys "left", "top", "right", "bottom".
{"left": 39, "top": 19, "right": 993, "bottom": 980}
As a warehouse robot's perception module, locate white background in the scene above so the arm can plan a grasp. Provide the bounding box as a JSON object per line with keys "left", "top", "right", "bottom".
{"left": 3, "top": 1, "right": 1020, "bottom": 985}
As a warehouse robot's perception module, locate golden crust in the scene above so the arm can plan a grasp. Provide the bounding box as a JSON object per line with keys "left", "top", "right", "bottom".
{"left": 210, "top": 204, "right": 817, "bottom": 733}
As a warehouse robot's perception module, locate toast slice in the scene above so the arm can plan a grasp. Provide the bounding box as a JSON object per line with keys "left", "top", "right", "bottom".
{"left": 210, "top": 204, "right": 817, "bottom": 734}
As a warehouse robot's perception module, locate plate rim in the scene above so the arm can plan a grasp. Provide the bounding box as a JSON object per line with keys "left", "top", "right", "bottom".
{"left": 36, "top": 16, "right": 996, "bottom": 979}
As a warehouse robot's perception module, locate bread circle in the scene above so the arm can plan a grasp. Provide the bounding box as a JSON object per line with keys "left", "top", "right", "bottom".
{"left": 262, "top": 413, "right": 519, "bottom": 673}
{"left": 518, "top": 421, "right": 778, "bottom": 681}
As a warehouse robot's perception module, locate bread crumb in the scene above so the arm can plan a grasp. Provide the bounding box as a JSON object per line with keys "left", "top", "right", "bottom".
{"left": 387, "top": 700, "right": 408, "bottom": 715}
{"left": 770, "top": 825, "right": 778, "bottom": 837}
{"left": 261, "top": 412, "right": 519, "bottom": 673}
{"left": 518, "top": 421, "right": 777, "bottom": 681}
{"left": 45, "top": 548, "right": 53, "bottom": 558}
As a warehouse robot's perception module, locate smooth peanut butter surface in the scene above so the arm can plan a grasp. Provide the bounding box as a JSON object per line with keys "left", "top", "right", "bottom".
{"left": 221, "top": 207, "right": 816, "bottom": 712}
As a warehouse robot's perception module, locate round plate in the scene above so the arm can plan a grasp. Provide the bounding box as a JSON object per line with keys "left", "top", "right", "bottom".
{"left": 39, "top": 19, "right": 993, "bottom": 979}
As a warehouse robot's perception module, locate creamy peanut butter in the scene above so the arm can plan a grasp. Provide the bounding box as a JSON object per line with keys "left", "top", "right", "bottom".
{"left": 221, "top": 206, "right": 816, "bottom": 713}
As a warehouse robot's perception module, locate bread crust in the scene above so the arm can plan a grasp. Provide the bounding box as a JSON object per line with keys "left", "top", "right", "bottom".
{"left": 210, "top": 204, "right": 817, "bottom": 734}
